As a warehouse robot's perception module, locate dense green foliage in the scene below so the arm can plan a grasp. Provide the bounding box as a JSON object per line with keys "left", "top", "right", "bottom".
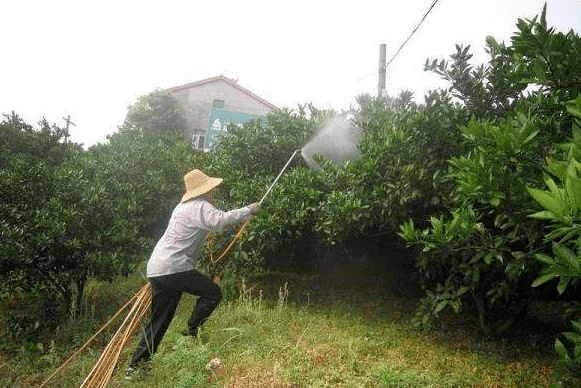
{"left": 352, "top": 90, "right": 466, "bottom": 232}
{"left": 398, "top": 5, "right": 581, "bottom": 372}
{"left": 527, "top": 96, "right": 581, "bottom": 370}
{"left": 121, "top": 89, "right": 188, "bottom": 138}
{"left": 1, "top": 115, "right": 88, "bottom": 341}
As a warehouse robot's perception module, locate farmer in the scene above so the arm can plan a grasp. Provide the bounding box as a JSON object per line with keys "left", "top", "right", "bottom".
{"left": 126, "top": 169, "right": 259, "bottom": 378}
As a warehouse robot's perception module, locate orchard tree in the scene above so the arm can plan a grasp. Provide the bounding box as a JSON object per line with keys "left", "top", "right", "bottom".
{"left": 350, "top": 90, "right": 466, "bottom": 236}
{"left": 88, "top": 128, "right": 206, "bottom": 242}
{"left": 199, "top": 105, "right": 324, "bottom": 280}
{"left": 528, "top": 96, "right": 581, "bottom": 371}
{"left": 120, "top": 89, "right": 188, "bottom": 139}
{"left": 400, "top": 5, "right": 581, "bottom": 337}
{"left": 0, "top": 109, "right": 207, "bottom": 342}
{"left": 0, "top": 112, "right": 74, "bottom": 168}
{"left": 0, "top": 115, "right": 90, "bottom": 339}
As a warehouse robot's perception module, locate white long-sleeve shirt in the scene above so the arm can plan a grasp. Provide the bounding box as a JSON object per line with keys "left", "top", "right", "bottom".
{"left": 147, "top": 199, "right": 251, "bottom": 277}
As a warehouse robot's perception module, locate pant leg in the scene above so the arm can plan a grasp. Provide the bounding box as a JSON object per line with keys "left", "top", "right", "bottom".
{"left": 130, "top": 278, "right": 181, "bottom": 366}
{"left": 156, "top": 270, "right": 222, "bottom": 336}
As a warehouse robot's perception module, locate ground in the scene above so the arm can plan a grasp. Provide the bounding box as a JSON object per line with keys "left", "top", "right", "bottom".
{"left": 254, "top": 234, "right": 564, "bottom": 365}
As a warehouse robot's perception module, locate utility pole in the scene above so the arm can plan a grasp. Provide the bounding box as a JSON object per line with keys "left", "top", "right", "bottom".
{"left": 63, "top": 115, "right": 76, "bottom": 143}
{"left": 378, "top": 43, "right": 387, "bottom": 99}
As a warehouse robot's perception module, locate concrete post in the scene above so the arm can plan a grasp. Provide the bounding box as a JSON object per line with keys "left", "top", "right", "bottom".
{"left": 378, "top": 43, "right": 387, "bottom": 98}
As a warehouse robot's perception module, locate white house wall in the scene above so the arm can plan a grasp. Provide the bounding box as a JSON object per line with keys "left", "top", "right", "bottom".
{"left": 170, "top": 79, "right": 277, "bottom": 144}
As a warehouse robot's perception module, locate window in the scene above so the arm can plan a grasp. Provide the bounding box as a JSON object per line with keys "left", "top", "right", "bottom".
{"left": 197, "top": 135, "right": 205, "bottom": 149}
{"left": 192, "top": 130, "right": 205, "bottom": 149}
{"left": 213, "top": 99, "right": 225, "bottom": 108}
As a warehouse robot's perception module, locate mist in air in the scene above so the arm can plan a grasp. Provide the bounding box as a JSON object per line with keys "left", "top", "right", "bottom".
{"left": 301, "top": 117, "right": 361, "bottom": 169}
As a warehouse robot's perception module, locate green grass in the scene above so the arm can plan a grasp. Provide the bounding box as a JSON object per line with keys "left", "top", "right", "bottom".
{"left": 2, "top": 276, "right": 579, "bottom": 387}
{"left": 117, "top": 295, "right": 569, "bottom": 387}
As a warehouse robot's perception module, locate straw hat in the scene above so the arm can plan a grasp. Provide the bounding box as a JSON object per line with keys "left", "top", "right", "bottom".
{"left": 181, "top": 169, "right": 223, "bottom": 202}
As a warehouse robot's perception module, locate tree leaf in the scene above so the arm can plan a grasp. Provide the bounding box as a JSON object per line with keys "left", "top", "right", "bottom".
{"left": 527, "top": 186, "right": 564, "bottom": 217}
{"left": 565, "top": 175, "right": 581, "bottom": 212}
{"left": 553, "top": 244, "right": 581, "bottom": 272}
{"left": 555, "top": 339, "right": 571, "bottom": 364}
{"left": 566, "top": 98, "right": 581, "bottom": 120}
{"left": 531, "top": 272, "right": 558, "bottom": 287}
{"left": 456, "top": 286, "right": 471, "bottom": 296}
{"left": 557, "top": 276, "right": 571, "bottom": 295}
{"left": 562, "top": 332, "right": 581, "bottom": 344}
{"left": 529, "top": 210, "right": 557, "bottom": 220}
{"left": 533, "top": 253, "right": 556, "bottom": 265}
{"left": 433, "top": 300, "right": 448, "bottom": 315}
{"left": 546, "top": 158, "right": 569, "bottom": 181}
{"left": 522, "top": 129, "right": 539, "bottom": 145}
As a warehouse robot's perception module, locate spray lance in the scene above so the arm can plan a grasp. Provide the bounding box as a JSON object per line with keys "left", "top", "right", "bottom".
{"left": 260, "top": 117, "right": 362, "bottom": 203}
{"left": 259, "top": 149, "right": 302, "bottom": 205}
{"left": 210, "top": 149, "right": 302, "bottom": 264}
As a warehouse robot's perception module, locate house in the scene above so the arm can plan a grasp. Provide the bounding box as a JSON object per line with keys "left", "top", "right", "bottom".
{"left": 168, "top": 75, "right": 279, "bottom": 150}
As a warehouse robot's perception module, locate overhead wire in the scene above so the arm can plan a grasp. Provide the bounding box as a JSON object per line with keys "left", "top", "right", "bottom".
{"left": 352, "top": 0, "right": 442, "bottom": 90}
{"left": 386, "top": 0, "right": 441, "bottom": 68}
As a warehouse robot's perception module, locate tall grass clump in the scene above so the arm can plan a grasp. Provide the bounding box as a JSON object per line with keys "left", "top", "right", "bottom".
{"left": 0, "top": 275, "right": 145, "bottom": 387}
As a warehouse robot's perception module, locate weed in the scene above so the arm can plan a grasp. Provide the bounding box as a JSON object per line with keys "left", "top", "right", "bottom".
{"left": 377, "top": 364, "right": 425, "bottom": 387}
{"left": 278, "top": 281, "right": 289, "bottom": 307}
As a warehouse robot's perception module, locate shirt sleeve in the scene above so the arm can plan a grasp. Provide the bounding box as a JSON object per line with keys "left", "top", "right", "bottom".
{"left": 197, "top": 201, "right": 251, "bottom": 232}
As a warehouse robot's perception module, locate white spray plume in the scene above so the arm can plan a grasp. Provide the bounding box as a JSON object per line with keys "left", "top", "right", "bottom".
{"left": 301, "top": 117, "right": 361, "bottom": 169}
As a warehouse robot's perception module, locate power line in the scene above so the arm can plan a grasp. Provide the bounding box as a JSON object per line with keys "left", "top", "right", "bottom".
{"left": 386, "top": 0, "right": 441, "bottom": 68}
{"left": 353, "top": 0, "right": 442, "bottom": 87}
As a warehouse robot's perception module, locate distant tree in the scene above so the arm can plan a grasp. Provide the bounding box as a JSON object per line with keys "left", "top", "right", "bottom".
{"left": 0, "top": 114, "right": 91, "bottom": 340}
{"left": 120, "top": 89, "right": 188, "bottom": 138}
{"left": 0, "top": 112, "right": 74, "bottom": 168}
{"left": 89, "top": 126, "right": 206, "bottom": 242}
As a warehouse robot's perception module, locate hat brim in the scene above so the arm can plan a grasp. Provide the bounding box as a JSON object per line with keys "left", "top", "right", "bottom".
{"left": 181, "top": 177, "right": 223, "bottom": 202}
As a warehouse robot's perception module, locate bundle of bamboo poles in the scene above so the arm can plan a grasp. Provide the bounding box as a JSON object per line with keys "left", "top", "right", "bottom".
{"left": 37, "top": 283, "right": 151, "bottom": 388}
{"left": 80, "top": 282, "right": 151, "bottom": 387}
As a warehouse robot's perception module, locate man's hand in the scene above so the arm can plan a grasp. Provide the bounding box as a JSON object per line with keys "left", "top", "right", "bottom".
{"left": 248, "top": 203, "right": 261, "bottom": 214}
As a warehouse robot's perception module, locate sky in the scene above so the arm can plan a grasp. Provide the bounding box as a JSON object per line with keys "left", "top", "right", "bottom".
{"left": 1, "top": 0, "right": 580, "bottom": 147}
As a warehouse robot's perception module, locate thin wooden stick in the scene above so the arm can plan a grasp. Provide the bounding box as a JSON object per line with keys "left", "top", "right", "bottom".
{"left": 80, "top": 283, "right": 151, "bottom": 387}
{"left": 80, "top": 284, "right": 150, "bottom": 386}
{"left": 38, "top": 289, "right": 141, "bottom": 388}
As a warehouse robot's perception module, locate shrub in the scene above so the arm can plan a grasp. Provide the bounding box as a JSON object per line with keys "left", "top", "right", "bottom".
{"left": 399, "top": 5, "right": 581, "bottom": 336}
{"left": 528, "top": 96, "right": 581, "bottom": 372}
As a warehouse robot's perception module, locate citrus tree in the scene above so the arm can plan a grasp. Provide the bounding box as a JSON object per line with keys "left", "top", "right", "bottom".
{"left": 0, "top": 94, "right": 202, "bottom": 343}
{"left": 528, "top": 96, "right": 581, "bottom": 372}
{"left": 399, "top": 5, "right": 581, "bottom": 338}
{"left": 0, "top": 115, "right": 95, "bottom": 340}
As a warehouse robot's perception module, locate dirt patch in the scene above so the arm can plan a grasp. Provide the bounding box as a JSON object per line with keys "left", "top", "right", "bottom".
{"left": 224, "top": 363, "right": 294, "bottom": 388}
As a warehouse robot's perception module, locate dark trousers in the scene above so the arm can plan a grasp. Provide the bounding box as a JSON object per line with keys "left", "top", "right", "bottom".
{"left": 130, "top": 270, "right": 222, "bottom": 367}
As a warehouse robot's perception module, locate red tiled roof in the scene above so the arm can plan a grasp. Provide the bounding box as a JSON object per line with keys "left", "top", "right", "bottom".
{"left": 168, "top": 75, "right": 279, "bottom": 112}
